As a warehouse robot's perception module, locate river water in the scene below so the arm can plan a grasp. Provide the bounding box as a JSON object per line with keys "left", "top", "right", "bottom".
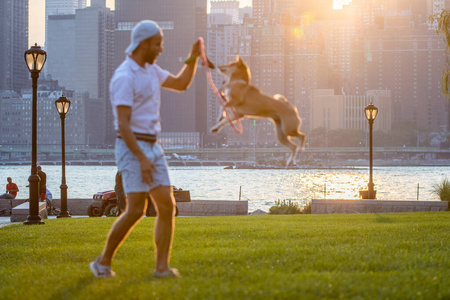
{"left": 0, "top": 165, "right": 448, "bottom": 212}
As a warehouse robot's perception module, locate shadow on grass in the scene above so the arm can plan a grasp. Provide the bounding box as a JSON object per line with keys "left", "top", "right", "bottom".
{"left": 373, "top": 214, "right": 395, "bottom": 223}
{"left": 49, "top": 276, "right": 95, "bottom": 300}
{"left": 48, "top": 271, "right": 178, "bottom": 300}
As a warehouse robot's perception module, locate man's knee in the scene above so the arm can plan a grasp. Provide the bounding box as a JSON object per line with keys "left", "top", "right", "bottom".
{"left": 124, "top": 206, "right": 146, "bottom": 220}
{"left": 151, "top": 187, "right": 175, "bottom": 217}
{"left": 124, "top": 193, "right": 148, "bottom": 220}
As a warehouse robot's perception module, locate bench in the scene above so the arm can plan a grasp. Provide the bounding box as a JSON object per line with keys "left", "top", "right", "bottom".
{"left": 10, "top": 201, "right": 48, "bottom": 222}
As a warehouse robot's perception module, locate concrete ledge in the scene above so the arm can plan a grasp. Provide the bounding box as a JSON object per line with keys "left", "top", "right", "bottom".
{"left": 12, "top": 198, "right": 248, "bottom": 216}
{"left": 311, "top": 199, "right": 449, "bottom": 214}
{"left": 11, "top": 202, "right": 48, "bottom": 222}
{"left": 177, "top": 200, "right": 248, "bottom": 216}
{"left": 0, "top": 199, "right": 27, "bottom": 213}
{"left": 51, "top": 198, "right": 92, "bottom": 215}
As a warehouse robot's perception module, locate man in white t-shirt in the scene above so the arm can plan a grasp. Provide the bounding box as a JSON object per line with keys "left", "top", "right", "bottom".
{"left": 90, "top": 20, "right": 202, "bottom": 279}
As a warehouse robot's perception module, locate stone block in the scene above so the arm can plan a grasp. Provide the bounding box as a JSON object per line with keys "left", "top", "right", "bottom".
{"left": 11, "top": 201, "right": 47, "bottom": 222}
{"left": 178, "top": 200, "right": 248, "bottom": 216}
{"left": 311, "top": 199, "right": 447, "bottom": 214}
{"left": 177, "top": 202, "right": 192, "bottom": 215}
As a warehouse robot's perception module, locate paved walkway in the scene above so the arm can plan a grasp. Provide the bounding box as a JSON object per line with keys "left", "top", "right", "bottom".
{"left": 0, "top": 215, "right": 115, "bottom": 228}
{"left": 0, "top": 216, "right": 15, "bottom": 228}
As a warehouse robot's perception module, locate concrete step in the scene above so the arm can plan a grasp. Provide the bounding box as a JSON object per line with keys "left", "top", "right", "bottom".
{"left": 11, "top": 201, "right": 48, "bottom": 222}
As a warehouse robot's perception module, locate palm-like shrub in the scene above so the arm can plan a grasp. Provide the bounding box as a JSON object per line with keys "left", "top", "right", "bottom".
{"left": 269, "top": 200, "right": 302, "bottom": 214}
{"left": 303, "top": 202, "right": 312, "bottom": 214}
{"left": 269, "top": 200, "right": 312, "bottom": 214}
{"left": 433, "top": 177, "right": 450, "bottom": 201}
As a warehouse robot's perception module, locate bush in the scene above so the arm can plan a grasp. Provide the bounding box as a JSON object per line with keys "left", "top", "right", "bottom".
{"left": 433, "top": 177, "right": 450, "bottom": 201}
{"left": 269, "top": 200, "right": 302, "bottom": 214}
{"left": 303, "top": 202, "right": 312, "bottom": 214}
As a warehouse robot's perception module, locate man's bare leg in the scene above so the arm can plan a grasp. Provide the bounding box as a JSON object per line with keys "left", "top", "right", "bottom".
{"left": 149, "top": 185, "right": 176, "bottom": 273}
{"left": 97, "top": 192, "right": 148, "bottom": 266}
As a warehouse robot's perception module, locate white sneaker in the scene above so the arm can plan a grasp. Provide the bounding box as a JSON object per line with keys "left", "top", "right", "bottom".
{"left": 153, "top": 268, "right": 181, "bottom": 278}
{"left": 89, "top": 259, "right": 116, "bottom": 278}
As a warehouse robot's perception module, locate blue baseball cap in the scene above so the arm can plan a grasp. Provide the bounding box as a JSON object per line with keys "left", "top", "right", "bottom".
{"left": 125, "top": 20, "right": 163, "bottom": 54}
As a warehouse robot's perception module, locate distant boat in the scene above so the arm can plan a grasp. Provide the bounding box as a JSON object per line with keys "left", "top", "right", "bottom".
{"left": 224, "top": 165, "right": 234, "bottom": 169}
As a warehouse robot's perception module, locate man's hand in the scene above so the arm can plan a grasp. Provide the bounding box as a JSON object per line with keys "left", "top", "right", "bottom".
{"left": 139, "top": 156, "right": 157, "bottom": 186}
{"left": 190, "top": 39, "right": 201, "bottom": 58}
{"left": 185, "top": 38, "right": 215, "bottom": 69}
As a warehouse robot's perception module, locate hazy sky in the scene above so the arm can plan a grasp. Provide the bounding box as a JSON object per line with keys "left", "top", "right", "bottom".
{"left": 29, "top": 0, "right": 349, "bottom": 47}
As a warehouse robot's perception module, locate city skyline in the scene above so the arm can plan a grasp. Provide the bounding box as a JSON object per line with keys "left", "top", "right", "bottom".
{"left": 29, "top": 0, "right": 349, "bottom": 46}
{"left": 3, "top": 0, "right": 449, "bottom": 150}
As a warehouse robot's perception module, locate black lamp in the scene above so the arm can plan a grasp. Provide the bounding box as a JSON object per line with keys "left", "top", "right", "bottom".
{"left": 364, "top": 103, "right": 378, "bottom": 199}
{"left": 23, "top": 44, "right": 47, "bottom": 225}
{"left": 55, "top": 95, "right": 71, "bottom": 218}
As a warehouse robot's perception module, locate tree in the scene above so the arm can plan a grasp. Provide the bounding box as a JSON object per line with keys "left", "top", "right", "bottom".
{"left": 431, "top": 10, "right": 450, "bottom": 98}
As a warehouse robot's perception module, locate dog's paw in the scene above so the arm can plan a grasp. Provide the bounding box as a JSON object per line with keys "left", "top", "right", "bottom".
{"left": 207, "top": 58, "right": 215, "bottom": 69}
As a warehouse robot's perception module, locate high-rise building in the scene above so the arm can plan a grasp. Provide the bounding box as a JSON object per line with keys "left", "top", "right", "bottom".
{"left": 207, "top": 7, "right": 249, "bottom": 128}
{"left": 250, "top": 8, "right": 328, "bottom": 137}
{"left": 428, "top": 0, "right": 450, "bottom": 29}
{"left": 46, "top": 1, "right": 114, "bottom": 98}
{"left": 114, "top": 0, "right": 208, "bottom": 135}
{"left": 45, "top": 0, "right": 87, "bottom": 43}
{"left": 75, "top": 0, "right": 115, "bottom": 144}
{"left": 206, "top": 9, "right": 253, "bottom": 146}
{"left": 211, "top": 1, "right": 240, "bottom": 24}
{"left": 0, "top": 0, "right": 29, "bottom": 92}
{"left": 46, "top": 14, "right": 76, "bottom": 90}
{"left": 252, "top": 0, "right": 334, "bottom": 26}
{"left": 73, "top": 0, "right": 114, "bottom": 100}
{"left": 320, "top": 0, "right": 449, "bottom": 131}
{"left": 0, "top": 89, "right": 87, "bottom": 150}
{"left": 321, "top": 0, "right": 388, "bottom": 96}
{"left": 310, "top": 89, "right": 391, "bottom": 131}
{"left": 46, "top": 1, "right": 114, "bottom": 145}
{"left": 207, "top": 0, "right": 330, "bottom": 147}
{"left": 350, "top": 25, "right": 448, "bottom": 131}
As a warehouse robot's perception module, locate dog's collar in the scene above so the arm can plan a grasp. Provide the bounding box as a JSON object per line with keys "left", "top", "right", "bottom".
{"left": 228, "top": 79, "right": 248, "bottom": 87}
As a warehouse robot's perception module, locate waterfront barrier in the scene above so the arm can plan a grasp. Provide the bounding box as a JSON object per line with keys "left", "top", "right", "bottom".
{"left": 311, "top": 199, "right": 448, "bottom": 214}
{"left": 3, "top": 198, "right": 248, "bottom": 220}
{"left": 176, "top": 200, "right": 248, "bottom": 216}
{"left": 0, "top": 198, "right": 27, "bottom": 212}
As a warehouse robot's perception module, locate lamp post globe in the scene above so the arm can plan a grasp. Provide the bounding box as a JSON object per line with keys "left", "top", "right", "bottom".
{"left": 23, "top": 43, "right": 47, "bottom": 225}
{"left": 25, "top": 43, "right": 47, "bottom": 73}
{"left": 55, "top": 95, "right": 71, "bottom": 218}
{"left": 365, "top": 103, "right": 378, "bottom": 123}
{"left": 364, "top": 103, "right": 378, "bottom": 200}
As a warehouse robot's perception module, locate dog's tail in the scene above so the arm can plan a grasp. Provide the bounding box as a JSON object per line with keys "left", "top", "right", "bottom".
{"left": 274, "top": 94, "right": 288, "bottom": 103}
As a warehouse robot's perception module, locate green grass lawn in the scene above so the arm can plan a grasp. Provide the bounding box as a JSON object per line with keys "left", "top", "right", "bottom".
{"left": 0, "top": 212, "right": 449, "bottom": 300}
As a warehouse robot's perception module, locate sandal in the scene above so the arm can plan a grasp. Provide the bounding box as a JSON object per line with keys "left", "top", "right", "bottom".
{"left": 89, "top": 258, "right": 116, "bottom": 278}
{"left": 153, "top": 268, "right": 181, "bottom": 278}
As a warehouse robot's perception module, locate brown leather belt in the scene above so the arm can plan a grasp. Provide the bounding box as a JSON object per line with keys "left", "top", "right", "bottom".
{"left": 117, "top": 132, "right": 157, "bottom": 143}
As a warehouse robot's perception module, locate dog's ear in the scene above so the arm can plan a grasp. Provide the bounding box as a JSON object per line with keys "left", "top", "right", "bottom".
{"left": 237, "top": 56, "right": 245, "bottom": 65}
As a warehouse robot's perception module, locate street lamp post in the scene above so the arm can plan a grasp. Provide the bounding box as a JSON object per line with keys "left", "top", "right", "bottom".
{"left": 201, "top": 132, "right": 205, "bottom": 148}
{"left": 55, "top": 95, "right": 71, "bottom": 218}
{"left": 24, "top": 43, "right": 47, "bottom": 225}
{"left": 364, "top": 103, "right": 378, "bottom": 199}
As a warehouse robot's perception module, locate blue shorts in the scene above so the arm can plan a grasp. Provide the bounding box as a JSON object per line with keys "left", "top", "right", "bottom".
{"left": 115, "top": 139, "right": 171, "bottom": 194}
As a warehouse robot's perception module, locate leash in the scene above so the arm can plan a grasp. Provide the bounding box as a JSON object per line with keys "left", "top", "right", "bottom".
{"left": 197, "top": 37, "right": 243, "bottom": 134}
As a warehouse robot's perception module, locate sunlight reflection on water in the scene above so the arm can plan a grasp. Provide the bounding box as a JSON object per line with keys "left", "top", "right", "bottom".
{"left": 0, "top": 165, "right": 447, "bottom": 212}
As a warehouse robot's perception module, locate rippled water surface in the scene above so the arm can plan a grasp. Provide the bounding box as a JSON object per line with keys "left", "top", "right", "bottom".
{"left": 1, "top": 166, "right": 448, "bottom": 212}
